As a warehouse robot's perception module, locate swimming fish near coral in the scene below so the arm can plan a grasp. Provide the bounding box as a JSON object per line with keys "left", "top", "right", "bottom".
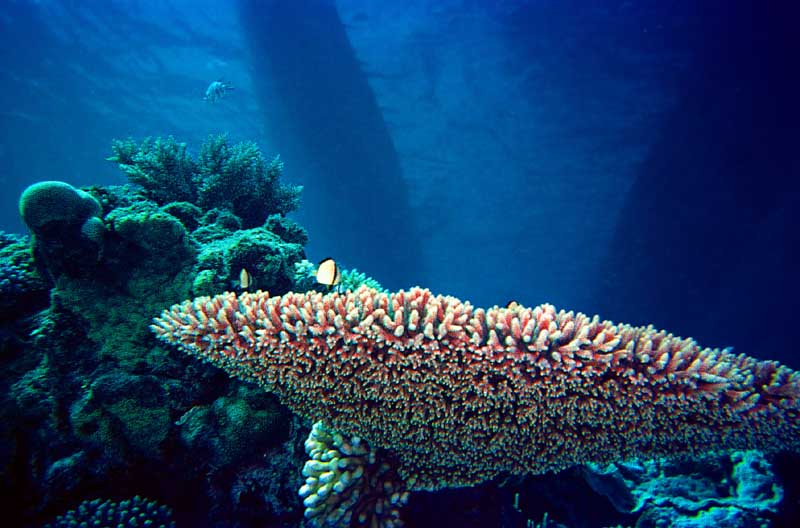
{"left": 204, "top": 80, "right": 234, "bottom": 102}
{"left": 238, "top": 268, "right": 252, "bottom": 290}
{"left": 316, "top": 257, "right": 341, "bottom": 287}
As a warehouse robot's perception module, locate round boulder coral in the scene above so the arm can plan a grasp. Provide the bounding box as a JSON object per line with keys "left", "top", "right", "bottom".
{"left": 18, "top": 181, "right": 106, "bottom": 277}
{"left": 19, "top": 181, "right": 101, "bottom": 235}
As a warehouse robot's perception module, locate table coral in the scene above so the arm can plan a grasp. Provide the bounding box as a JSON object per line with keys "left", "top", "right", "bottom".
{"left": 152, "top": 286, "right": 800, "bottom": 512}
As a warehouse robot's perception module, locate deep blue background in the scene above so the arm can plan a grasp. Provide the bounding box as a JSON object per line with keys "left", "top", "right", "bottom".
{"left": 1, "top": 0, "right": 797, "bottom": 368}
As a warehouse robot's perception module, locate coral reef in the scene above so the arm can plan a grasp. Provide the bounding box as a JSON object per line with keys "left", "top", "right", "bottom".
{"left": 2, "top": 135, "right": 308, "bottom": 526}
{"left": 153, "top": 286, "right": 800, "bottom": 522}
{"left": 225, "top": 416, "right": 307, "bottom": 525}
{"left": 5, "top": 133, "right": 798, "bottom": 527}
{"left": 15, "top": 137, "right": 304, "bottom": 368}
{"left": 583, "top": 450, "right": 782, "bottom": 527}
{"left": 43, "top": 496, "right": 175, "bottom": 528}
{"left": 108, "top": 136, "right": 197, "bottom": 205}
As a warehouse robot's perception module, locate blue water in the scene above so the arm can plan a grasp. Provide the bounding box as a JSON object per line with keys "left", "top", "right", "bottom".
{"left": 2, "top": 1, "right": 799, "bottom": 526}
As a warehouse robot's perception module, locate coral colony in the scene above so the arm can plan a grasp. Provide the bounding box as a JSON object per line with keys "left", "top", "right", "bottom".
{"left": 153, "top": 286, "right": 800, "bottom": 526}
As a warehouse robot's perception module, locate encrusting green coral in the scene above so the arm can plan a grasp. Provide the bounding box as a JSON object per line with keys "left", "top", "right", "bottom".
{"left": 175, "top": 385, "right": 289, "bottom": 468}
{"left": 194, "top": 227, "right": 304, "bottom": 297}
{"left": 70, "top": 371, "right": 171, "bottom": 459}
{"left": 583, "top": 450, "right": 783, "bottom": 527}
{"left": 105, "top": 201, "right": 193, "bottom": 257}
{"left": 6, "top": 133, "right": 311, "bottom": 525}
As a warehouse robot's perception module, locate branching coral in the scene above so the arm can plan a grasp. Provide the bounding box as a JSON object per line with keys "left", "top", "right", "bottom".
{"left": 109, "top": 136, "right": 197, "bottom": 204}
{"left": 300, "top": 422, "right": 408, "bottom": 527}
{"left": 108, "top": 135, "right": 302, "bottom": 229}
{"left": 197, "top": 134, "right": 302, "bottom": 227}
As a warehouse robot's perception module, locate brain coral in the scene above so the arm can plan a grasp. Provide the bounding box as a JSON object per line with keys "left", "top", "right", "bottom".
{"left": 152, "top": 287, "right": 800, "bottom": 493}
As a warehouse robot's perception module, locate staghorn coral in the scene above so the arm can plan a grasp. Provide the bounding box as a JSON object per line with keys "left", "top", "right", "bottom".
{"left": 196, "top": 135, "right": 302, "bottom": 228}
{"left": 152, "top": 286, "right": 800, "bottom": 517}
{"left": 108, "top": 135, "right": 302, "bottom": 228}
{"left": 292, "top": 259, "right": 318, "bottom": 291}
{"left": 108, "top": 136, "right": 197, "bottom": 205}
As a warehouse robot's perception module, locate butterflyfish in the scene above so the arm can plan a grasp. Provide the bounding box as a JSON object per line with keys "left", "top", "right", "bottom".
{"left": 239, "top": 268, "right": 252, "bottom": 290}
{"left": 316, "top": 258, "right": 341, "bottom": 287}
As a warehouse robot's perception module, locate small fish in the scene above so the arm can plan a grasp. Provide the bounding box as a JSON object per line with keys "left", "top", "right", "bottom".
{"left": 204, "top": 79, "right": 234, "bottom": 103}
{"left": 506, "top": 300, "right": 519, "bottom": 310}
{"left": 239, "top": 268, "right": 252, "bottom": 290}
{"left": 316, "top": 258, "right": 341, "bottom": 288}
